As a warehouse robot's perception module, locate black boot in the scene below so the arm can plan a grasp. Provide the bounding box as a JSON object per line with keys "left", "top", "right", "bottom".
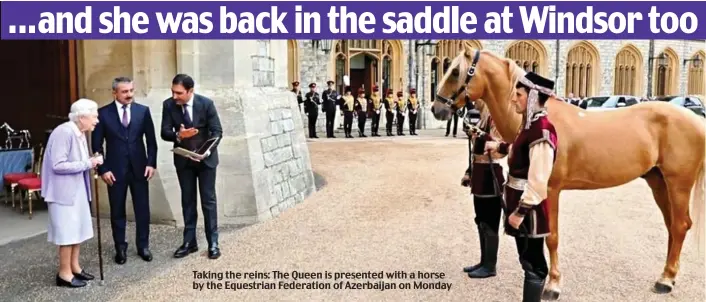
{"left": 467, "top": 223, "right": 498, "bottom": 278}
{"left": 463, "top": 224, "right": 486, "bottom": 273}
{"left": 522, "top": 270, "right": 546, "bottom": 302}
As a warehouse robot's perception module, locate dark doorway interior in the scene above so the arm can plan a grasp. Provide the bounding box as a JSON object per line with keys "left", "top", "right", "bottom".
{"left": 0, "top": 40, "right": 78, "bottom": 150}
{"left": 349, "top": 53, "right": 379, "bottom": 96}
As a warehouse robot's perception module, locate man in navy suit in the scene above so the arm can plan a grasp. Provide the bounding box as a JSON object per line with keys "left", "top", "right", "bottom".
{"left": 91, "top": 77, "right": 158, "bottom": 264}
{"left": 160, "top": 74, "right": 223, "bottom": 259}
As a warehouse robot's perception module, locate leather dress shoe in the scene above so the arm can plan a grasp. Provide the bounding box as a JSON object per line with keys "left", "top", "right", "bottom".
{"left": 73, "top": 270, "right": 95, "bottom": 281}
{"left": 115, "top": 247, "right": 127, "bottom": 265}
{"left": 56, "top": 274, "right": 87, "bottom": 288}
{"left": 208, "top": 246, "right": 221, "bottom": 259}
{"left": 174, "top": 243, "right": 198, "bottom": 258}
{"left": 138, "top": 248, "right": 153, "bottom": 262}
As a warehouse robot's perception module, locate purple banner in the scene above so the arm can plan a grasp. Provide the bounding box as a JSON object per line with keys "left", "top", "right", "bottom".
{"left": 1, "top": 1, "right": 705, "bottom": 39}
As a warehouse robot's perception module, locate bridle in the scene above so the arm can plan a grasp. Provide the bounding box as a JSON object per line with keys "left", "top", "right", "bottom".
{"left": 436, "top": 50, "right": 481, "bottom": 111}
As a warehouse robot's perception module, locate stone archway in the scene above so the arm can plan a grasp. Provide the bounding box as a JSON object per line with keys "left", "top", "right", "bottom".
{"left": 504, "top": 40, "right": 549, "bottom": 76}
{"left": 653, "top": 47, "right": 679, "bottom": 96}
{"left": 329, "top": 40, "right": 404, "bottom": 95}
{"left": 687, "top": 50, "right": 705, "bottom": 95}
{"left": 565, "top": 40, "right": 601, "bottom": 98}
{"left": 613, "top": 44, "right": 643, "bottom": 95}
{"left": 287, "top": 40, "right": 299, "bottom": 88}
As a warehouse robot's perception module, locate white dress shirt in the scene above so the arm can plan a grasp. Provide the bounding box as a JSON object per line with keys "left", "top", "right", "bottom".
{"left": 115, "top": 100, "right": 131, "bottom": 125}
{"left": 182, "top": 95, "right": 194, "bottom": 122}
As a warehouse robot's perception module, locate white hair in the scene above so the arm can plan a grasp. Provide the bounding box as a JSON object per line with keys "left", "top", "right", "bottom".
{"left": 68, "top": 98, "right": 98, "bottom": 122}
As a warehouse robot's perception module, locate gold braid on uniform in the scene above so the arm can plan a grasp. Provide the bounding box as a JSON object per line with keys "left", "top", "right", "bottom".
{"left": 343, "top": 95, "right": 355, "bottom": 111}
{"left": 372, "top": 94, "right": 381, "bottom": 109}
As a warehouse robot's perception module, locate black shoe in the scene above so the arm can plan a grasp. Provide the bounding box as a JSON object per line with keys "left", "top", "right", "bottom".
{"left": 56, "top": 274, "right": 87, "bottom": 288}
{"left": 208, "top": 246, "right": 221, "bottom": 259}
{"left": 467, "top": 223, "right": 498, "bottom": 278}
{"left": 523, "top": 270, "right": 546, "bottom": 302}
{"left": 114, "top": 246, "right": 127, "bottom": 265}
{"left": 174, "top": 243, "right": 198, "bottom": 258}
{"left": 73, "top": 270, "right": 95, "bottom": 281}
{"left": 138, "top": 248, "right": 153, "bottom": 262}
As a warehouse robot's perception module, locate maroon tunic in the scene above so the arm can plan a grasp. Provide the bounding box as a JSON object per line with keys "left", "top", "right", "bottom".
{"left": 501, "top": 115, "right": 558, "bottom": 238}
{"left": 468, "top": 117, "right": 505, "bottom": 197}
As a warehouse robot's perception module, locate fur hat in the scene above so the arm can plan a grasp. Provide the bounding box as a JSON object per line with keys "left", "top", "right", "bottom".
{"left": 309, "top": 83, "right": 316, "bottom": 88}
{"left": 357, "top": 87, "right": 365, "bottom": 95}
{"left": 344, "top": 86, "right": 352, "bottom": 94}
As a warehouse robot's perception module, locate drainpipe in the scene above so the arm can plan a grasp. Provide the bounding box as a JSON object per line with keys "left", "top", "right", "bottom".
{"left": 408, "top": 40, "right": 415, "bottom": 90}
{"left": 555, "top": 39, "right": 560, "bottom": 91}
{"left": 647, "top": 39, "right": 655, "bottom": 97}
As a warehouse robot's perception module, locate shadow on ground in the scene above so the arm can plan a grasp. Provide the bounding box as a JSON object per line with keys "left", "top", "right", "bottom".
{"left": 313, "top": 171, "right": 327, "bottom": 190}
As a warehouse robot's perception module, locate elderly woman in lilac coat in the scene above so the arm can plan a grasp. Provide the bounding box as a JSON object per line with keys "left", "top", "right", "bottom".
{"left": 41, "top": 99, "right": 103, "bottom": 288}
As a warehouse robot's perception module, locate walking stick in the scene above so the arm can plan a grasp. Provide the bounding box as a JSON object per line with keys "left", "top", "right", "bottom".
{"left": 92, "top": 153, "right": 105, "bottom": 285}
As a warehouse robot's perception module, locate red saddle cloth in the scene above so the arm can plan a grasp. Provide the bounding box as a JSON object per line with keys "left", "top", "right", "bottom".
{"left": 3, "top": 172, "right": 37, "bottom": 184}
{"left": 17, "top": 177, "right": 41, "bottom": 190}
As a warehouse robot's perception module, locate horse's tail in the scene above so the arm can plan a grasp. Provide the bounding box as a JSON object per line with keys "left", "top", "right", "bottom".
{"left": 691, "top": 161, "right": 706, "bottom": 254}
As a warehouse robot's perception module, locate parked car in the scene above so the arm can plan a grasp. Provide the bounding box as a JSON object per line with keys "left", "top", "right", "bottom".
{"left": 654, "top": 95, "right": 706, "bottom": 118}
{"left": 585, "top": 95, "right": 640, "bottom": 111}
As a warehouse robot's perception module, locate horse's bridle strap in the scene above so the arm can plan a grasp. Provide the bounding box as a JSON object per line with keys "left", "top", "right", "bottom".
{"left": 438, "top": 50, "right": 481, "bottom": 110}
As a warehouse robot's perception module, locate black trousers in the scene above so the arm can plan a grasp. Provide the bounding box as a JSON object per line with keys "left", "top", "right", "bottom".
{"left": 371, "top": 112, "right": 381, "bottom": 133}
{"left": 108, "top": 165, "right": 150, "bottom": 250}
{"left": 325, "top": 110, "right": 336, "bottom": 137}
{"left": 308, "top": 112, "right": 318, "bottom": 138}
{"left": 343, "top": 111, "right": 354, "bottom": 134}
{"left": 515, "top": 237, "right": 549, "bottom": 281}
{"left": 446, "top": 114, "right": 459, "bottom": 135}
{"left": 408, "top": 113, "right": 418, "bottom": 133}
{"left": 176, "top": 163, "right": 219, "bottom": 247}
{"left": 385, "top": 112, "right": 394, "bottom": 131}
{"left": 357, "top": 113, "right": 367, "bottom": 133}
{"left": 396, "top": 114, "right": 405, "bottom": 133}
{"left": 473, "top": 195, "right": 502, "bottom": 233}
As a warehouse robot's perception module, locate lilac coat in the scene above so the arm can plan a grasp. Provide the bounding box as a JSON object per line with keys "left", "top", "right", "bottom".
{"left": 41, "top": 121, "right": 93, "bottom": 206}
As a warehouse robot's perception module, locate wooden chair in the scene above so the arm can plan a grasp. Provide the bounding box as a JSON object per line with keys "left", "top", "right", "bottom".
{"left": 3, "top": 146, "right": 39, "bottom": 209}
{"left": 16, "top": 145, "right": 44, "bottom": 219}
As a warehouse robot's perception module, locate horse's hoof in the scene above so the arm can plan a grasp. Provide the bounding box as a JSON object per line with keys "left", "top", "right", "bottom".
{"left": 542, "top": 288, "right": 561, "bottom": 300}
{"left": 652, "top": 280, "right": 675, "bottom": 294}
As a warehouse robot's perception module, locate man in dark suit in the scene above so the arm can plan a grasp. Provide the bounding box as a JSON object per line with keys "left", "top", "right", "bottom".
{"left": 91, "top": 76, "right": 158, "bottom": 264}
{"left": 160, "top": 74, "right": 223, "bottom": 260}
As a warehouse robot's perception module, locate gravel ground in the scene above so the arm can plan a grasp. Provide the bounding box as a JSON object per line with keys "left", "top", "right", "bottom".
{"left": 1, "top": 129, "right": 703, "bottom": 302}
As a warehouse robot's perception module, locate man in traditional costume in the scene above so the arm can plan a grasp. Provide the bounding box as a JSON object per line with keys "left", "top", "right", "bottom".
{"left": 406, "top": 88, "right": 420, "bottom": 135}
{"left": 460, "top": 99, "right": 506, "bottom": 279}
{"left": 486, "top": 72, "right": 557, "bottom": 302}
{"left": 322, "top": 80, "right": 340, "bottom": 138}
{"left": 395, "top": 91, "right": 406, "bottom": 136}
{"left": 341, "top": 86, "right": 355, "bottom": 139}
{"left": 304, "top": 83, "right": 321, "bottom": 139}
{"left": 369, "top": 86, "right": 382, "bottom": 137}
{"left": 354, "top": 87, "right": 368, "bottom": 138}
{"left": 383, "top": 89, "right": 396, "bottom": 137}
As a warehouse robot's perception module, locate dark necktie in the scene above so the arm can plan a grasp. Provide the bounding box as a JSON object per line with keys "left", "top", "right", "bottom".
{"left": 182, "top": 104, "right": 193, "bottom": 127}
{"left": 121, "top": 104, "right": 129, "bottom": 127}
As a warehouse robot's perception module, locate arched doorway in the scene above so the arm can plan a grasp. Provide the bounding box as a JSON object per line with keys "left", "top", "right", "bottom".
{"left": 654, "top": 48, "right": 679, "bottom": 96}
{"left": 687, "top": 50, "right": 705, "bottom": 95}
{"left": 329, "top": 40, "right": 404, "bottom": 96}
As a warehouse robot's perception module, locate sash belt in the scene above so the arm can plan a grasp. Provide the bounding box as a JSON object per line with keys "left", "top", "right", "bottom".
{"left": 506, "top": 175, "right": 527, "bottom": 191}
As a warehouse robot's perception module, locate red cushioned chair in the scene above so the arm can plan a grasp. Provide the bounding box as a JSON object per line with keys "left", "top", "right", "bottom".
{"left": 3, "top": 145, "right": 40, "bottom": 210}
{"left": 14, "top": 144, "right": 44, "bottom": 219}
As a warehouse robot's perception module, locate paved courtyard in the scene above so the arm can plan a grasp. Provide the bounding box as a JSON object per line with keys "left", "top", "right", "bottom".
{"left": 0, "top": 129, "right": 703, "bottom": 301}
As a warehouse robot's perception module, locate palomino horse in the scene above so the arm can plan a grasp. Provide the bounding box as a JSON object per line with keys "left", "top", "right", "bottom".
{"left": 432, "top": 46, "right": 705, "bottom": 300}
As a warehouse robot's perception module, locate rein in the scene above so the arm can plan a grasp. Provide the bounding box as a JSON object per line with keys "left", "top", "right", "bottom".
{"left": 437, "top": 50, "right": 481, "bottom": 111}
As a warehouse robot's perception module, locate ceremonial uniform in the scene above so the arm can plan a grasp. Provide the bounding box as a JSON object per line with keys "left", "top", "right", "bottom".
{"left": 369, "top": 86, "right": 382, "bottom": 137}
{"left": 395, "top": 91, "right": 406, "bottom": 136}
{"left": 462, "top": 103, "right": 506, "bottom": 279}
{"left": 322, "top": 80, "right": 340, "bottom": 138}
{"left": 291, "top": 81, "right": 303, "bottom": 113}
{"left": 354, "top": 88, "right": 369, "bottom": 137}
{"left": 494, "top": 72, "right": 558, "bottom": 302}
{"left": 341, "top": 86, "right": 355, "bottom": 139}
{"left": 406, "top": 89, "right": 419, "bottom": 135}
{"left": 383, "top": 89, "right": 396, "bottom": 136}
{"left": 304, "top": 83, "right": 321, "bottom": 139}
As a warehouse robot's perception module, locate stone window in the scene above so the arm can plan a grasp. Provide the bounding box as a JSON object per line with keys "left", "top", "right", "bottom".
{"left": 382, "top": 56, "right": 392, "bottom": 94}
{"left": 433, "top": 40, "right": 482, "bottom": 82}
{"left": 287, "top": 40, "right": 299, "bottom": 88}
{"left": 252, "top": 40, "right": 274, "bottom": 87}
{"left": 613, "top": 45, "right": 642, "bottom": 95}
{"left": 687, "top": 51, "right": 705, "bottom": 95}
{"left": 654, "top": 48, "right": 679, "bottom": 96}
{"left": 565, "top": 41, "right": 600, "bottom": 98}
{"left": 505, "top": 40, "right": 547, "bottom": 75}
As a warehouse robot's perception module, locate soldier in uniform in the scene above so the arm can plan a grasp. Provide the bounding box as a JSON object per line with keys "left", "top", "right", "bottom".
{"left": 460, "top": 99, "right": 507, "bottom": 279}
{"left": 485, "top": 72, "right": 558, "bottom": 302}
{"left": 341, "top": 86, "right": 356, "bottom": 139}
{"left": 322, "top": 80, "right": 340, "bottom": 138}
{"left": 304, "top": 83, "right": 321, "bottom": 139}
{"left": 406, "top": 88, "right": 419, "bottom": 135}
{"left": 369, "top": 86, "right": 382, "bottom": 137}
{"left": 383, "top": 89, "right": 396, "bottom": 136}
{"left": 395, "top": 91, "right": 406, "bottom": 136}
{"left": 291, "top": 81, "right": 303, "bottom": 112}
{"left": 354, "top": 87, "right": 369, "bottom": 138}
